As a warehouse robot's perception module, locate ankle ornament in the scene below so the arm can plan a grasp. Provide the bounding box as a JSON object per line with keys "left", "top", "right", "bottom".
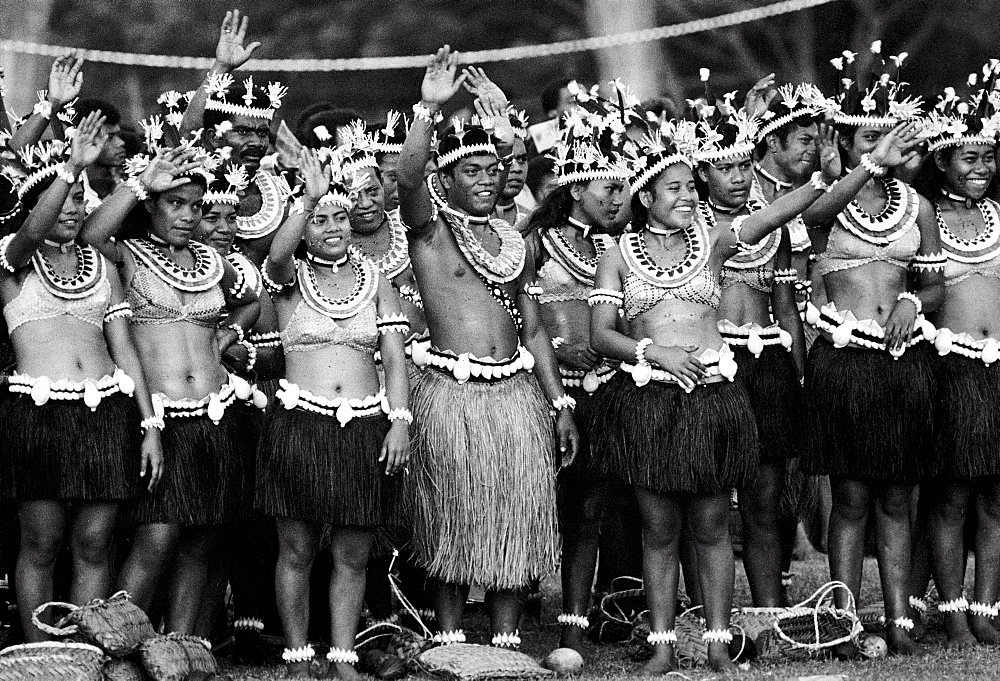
{"left": 282, "top": 645, "right": 315, "bottom": 663}
{"left": 908, "top": 595, "right": 928, "bottom": 613}
{"left": 432, "top": 630, "right": 466, "bottom": 645}
{"left": 891, "top": 617, "right": 914, "bottom": 631}
{"left": 557, "top": 613, "right": 590, "bottom": 629}
{"left": 646, "top": 630, "right": 677, "bottom": 645}
{"left": 969, "top": 601, "right": 999, "bottom": 618}
{"left": 701, "top": 629, "right": 734, "bottom": 644}
{"left": 491, "top": 631, "right": 521, "bottom": 648}
{"left": 326, "top": 647, "right": 359, "bottom": 664}
{"left": 938, "top": 596, "right": 969, "bottom": 613}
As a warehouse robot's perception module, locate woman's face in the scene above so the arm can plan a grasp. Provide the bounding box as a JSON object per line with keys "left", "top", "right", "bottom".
{"left": 146, "top": 184, "right": 205, "bottom": 247}
{"left": 698, "top": 155, "right": 753, "bottom": 209}
{"left": 194, "top": 202, "right": 238, "bottom": 254}
{"left": 641, "top": 163, "right": 697, "bottom": 232}
{"left": 305, "top": 203, "right": 352, "bottom": 260}
{"left": 49, "top": 179, "right": 87, "bottom": 243}
{"left": 843, "top": 126, "right": 888, "bottom": 167}
{"left": 573, "top": 178, "right": 625, "bottom": 230}
{"left": 939, "top": 144, "right": 997, "bottom": 201}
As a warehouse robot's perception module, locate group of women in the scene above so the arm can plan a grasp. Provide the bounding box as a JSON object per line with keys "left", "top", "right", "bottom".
{"left": 2, "top": 21, "right": 1000, "bottom": 677}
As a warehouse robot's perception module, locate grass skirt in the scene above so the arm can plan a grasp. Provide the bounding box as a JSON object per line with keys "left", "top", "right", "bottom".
{"left": 933, "top": 353, "right": 1000, "bottom": 479}
{"left": 592, "top": 372, "right": 759, "bottom": 495}
{"left": 256, "top": 407, "right": 401, "bottom": 526}
{"left": 557, "top": 384, "right": 606, "bottom": 486}
{"left": 732, "top": 345, "right": 801, "bottom": 462}
{"left": 128, "top": 405, "right": 255, "bottom": 526}
{"left": 0, "top": 391, "right": 141, "bottom": 501}
{"left": 803, "top": 337, "right": 937, "bottom": 483}
{"left": 408, "top": 368, "right": 558, "bottom": 590}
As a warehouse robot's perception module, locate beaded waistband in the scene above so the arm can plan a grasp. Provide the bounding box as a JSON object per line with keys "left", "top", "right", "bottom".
{"left": 151, "top": 373, "right": 264, "bottom": 424}
{"left": 933, "top": 328, "right": 1000, "bottom": 366}
{"left": 559, "top": 363, "right": 616, "bottom": 392}
{"left": 414, "top": 345, "right": 536, "bottom": 384}
{"left": 276, "top": 379, "right": 387, "bottom": 427}
{"left": 718, "top": 320, "right": 793, "bottom": 357}
{"left": 804, "top": 302, "right": 933, "bottom": 357}
{"left": 7, "top": 368, "right": 135, "bottom": 410}
{"left": 621, "top": 344, "right": 737, "bottom": 392}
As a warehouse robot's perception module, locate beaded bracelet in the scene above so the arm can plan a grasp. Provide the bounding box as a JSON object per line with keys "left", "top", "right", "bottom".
{"left": 140, "top": 415, "right": 165, "bottom": 433}
{"left": 238, "top": 338, "right": 257, "bottom": 373}
{"left": 809, "top": 170, "right": 830, "bottom": 192}
{"left": 227, "top": 323, "right": 247, "bottom": 343}
{"left": 261, "top": 257, "right": 295, "bottom": 293}
{"left": 55, "top": 163, "right": 78, "bottom": 185}
{"left": 326, "top": 648, "right": 359, "bottom": 664}
{"left": 412, "top": 102, "right": 443, "bottom": 124}
{"left": 125, "top": 176, "right": 149, "bottom": 201}
{"left": 552, "top": 394, "right": 577, "bottom": 412}
{"left": 0, "top": 234, "right": 14, "bottom": 274}
{"left": 376, "top": 313, "right": 410, "bottom": 335}
{"left": 859, "top": 153, "right": 887, "bottom": 177}
{"left": 588, "top": 288, "right": 623, "bottom": 308}
{"left": 896, "top": 292, "right": 922, "bottom": 315}
{"left": 773, "top": 268, "right": 799, "bottom": 284}
{"left": 911, "top": 252, "right": 947, "bottom": 272}
{"left": 388, "top": 408, "right": 413, "bottom": 424}
{"left": 701, "top": 629, "right": 734, "bottom": 643}
{"left": 635, "top": 338, "right": 653, "bottom": 365}
{"left": 281, "top": 645, "right": 315, "bottom": 663}
{"left": 104, "top": 302, "right": 134, "bottom": 323}
{"left": 250, "top": 330, "right": 282, "bottom": 348}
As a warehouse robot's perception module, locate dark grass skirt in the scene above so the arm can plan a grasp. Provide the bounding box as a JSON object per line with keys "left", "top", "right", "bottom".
{"left": 408, "top": 368, "right": 559, "bottom": 590}
{"left": 557, "top": 384, "right": 606, "bottom": 486}
{"left": 128, "top": 405, "right": 256, "bottom": 526}
{"left": 592, "top": 372, "right": 759, "bottom": 495}
{"left": 0, "top": 391, "right": 141, "bottom": 501}
{"left": 732, "top": 345, "right": 802, "bottom": 462}
{"left": 803, "top": 337, "right": 937, "bottom": 483}
{"left": 933, "top": 352, "right": 1000, "bottom": 479}
{"left": 256, "top": 406, "right": 402, "bottom": 526}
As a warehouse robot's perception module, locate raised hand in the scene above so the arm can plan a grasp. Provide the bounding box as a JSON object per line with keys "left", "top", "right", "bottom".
{"left": 68, "top": 111, "right": 108, "bottom": 172}
{"left": 473, "top": 96, "right": 515, "bottom": 145}
{"left": 420, "top": 46, "right": 467, "bottom": 106}
{"left": 744, "top": 73, "right": 776, "bottom": 117}
{"left": 215, "top": 9, "right": 262, "bottom": 71}
{"left": 462, "top": 66, "right": 509, "bottom": 112}
{"left": 817, "top": 123, "right": 841, "bottom": 183}
{"left": 47, "top": 52, "right": 84, "bottom": 108}
{"left": 870, "top": 121, "right": 922, "bottom": 169}
{"left": 139, "top": 146, "right": 202, "bottom": 193}
{"left": 298, "top": 149, "right": 330, "bottom": 203}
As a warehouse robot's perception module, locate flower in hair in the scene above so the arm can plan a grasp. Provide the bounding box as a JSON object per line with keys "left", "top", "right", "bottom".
{"left": 266, "top": 82, "right": 288, "bottom": 109}
{"left": 206, "top": 73, "right": 234, "bottom": 97}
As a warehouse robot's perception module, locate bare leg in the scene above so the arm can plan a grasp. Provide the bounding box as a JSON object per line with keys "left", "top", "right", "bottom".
{"left": 971, "top": 482, "right": 1000, "bottom": 644}
{"left": 16, "top": 501, "right": 66, "bottom": 642}
{"left": 739, "top": 461, "right": 785, "bottom": 607}
{"left": 328, "top": 526, "right": 373, "bottom": 681}
{"left": 679, "top": 523, "right": 701, "bottom": 608}
{"left": 927, "top": 480, "right": 976, "bottom": 647}
{"left": 906, "top": 485, "right": 933, "bottom": 639}
{"left": 558, "top": 478, "right": 604, "bottom": 655}
{"left": 689, "top": 493, "right": 736, "bottom": 672}
{"left": 875, "top": 483, "right": 921, "bottom": 655}
{"left": 633, "top": 487, "right": 682, "bottom": 675}
{"left": 275, "top": 518, "right": 322, "bottom": 678}
{"left": 430, "top": 579, "right": 469, "bottom": 635}
{"left": 164, "top": 527, "right": 219, "bottom": 634}
{"left": 827, "top": 477, "right": 870, "bottom": 608}
{"left": 118, "top": 523, "right": 182, "bottom": 618}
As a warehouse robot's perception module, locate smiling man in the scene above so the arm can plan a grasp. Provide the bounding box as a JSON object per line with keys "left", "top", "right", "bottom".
{"left": 396, "top": 48, "right": 578, "bottom": 649}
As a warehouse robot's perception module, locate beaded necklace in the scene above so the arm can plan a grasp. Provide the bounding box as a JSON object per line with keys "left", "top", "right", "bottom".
{"left": 297, "top": 254, "right": 378, "bottom": 320}
{"left": 226, "top": 250, "right": 263, "bottom": 297}
{"left": 236, "top": 172, "right": 289, "bottom": 240}
{"left": 936, "top": 197, "right": 1000, "bottom": 264}
{"left": 126, "top": 237, "right": 224, "bottom": 292}
{"left": 32, "top": 242, "right": 105, "bottom": 300}
{"left": 541, "top": 225, "right": 613, "bottom": 287}
{"left": 350, "top": 211, "right": 410, "bottom": 280}
{"left": 837, "top": 177, "right": 919, "bottom": 245}
{"left": 621, "top": 215, "right": 710, "bottom": 289}
{"left": 754, "top": 163, "right": 792, "bottom": 192}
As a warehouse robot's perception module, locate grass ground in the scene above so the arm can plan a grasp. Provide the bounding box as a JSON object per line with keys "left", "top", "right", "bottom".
{"left": 224, "top": 535, "right": 1000, "bottom": 680}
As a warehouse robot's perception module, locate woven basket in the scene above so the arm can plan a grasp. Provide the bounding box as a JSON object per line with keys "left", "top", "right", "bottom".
{"left": 0, "top": 641, "right": 105, "bottom": 681}
{"left": 591, "top": 578, "right": 647, "bottom": 644}
{"left": 732, "top": 606, "right": 809, "bottom": 640}
{"left": 772, "top": 581, "right": 862, "bottom": 655}
{"left": 33, "top": 592, "right": 156, "bottom": 657}
{"left": 417, "top": 643, "right": 554, "bottom": 680}
{"left": 139, "top": 634, "right": 216, "bottom": 681}
{"left": 102, "top": 657, "right": 149, "bottom": 681}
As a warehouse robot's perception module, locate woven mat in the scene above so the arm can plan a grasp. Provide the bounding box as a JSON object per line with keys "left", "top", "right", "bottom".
{"left": 418, "top": 643, "right": 553, "bottom": 681}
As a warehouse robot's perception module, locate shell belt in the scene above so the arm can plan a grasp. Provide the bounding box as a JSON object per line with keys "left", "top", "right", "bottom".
{"left": 804, "top": 301, "right": 933, "bottom": 357}
{"left": 8, "top": 368, "right": 135, "bottom": 410}
{"left": 151, "top": 374, "right": 266, "bottom": 425}
{"left": 621, "top": 344, "right": 737, "bottom": 392}
{"left": 276, "top": 379, "right": 387, "bottom": 427}
{"left": 413, "top": 345, "right": 536, "bottom": 384}
{"left": 933, "top": 328, "right": 1000, "bottom": 366}
{"left": 559, "top": 363, "right": 617, "bottom": 392}
{"left": 718, "top": 320, "right": 793, "bottom": 357}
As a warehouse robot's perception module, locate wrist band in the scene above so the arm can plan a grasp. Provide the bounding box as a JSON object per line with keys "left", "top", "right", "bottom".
{"left": 125, "top": 176, "right": 149, "bottom": 201}
{"left": 809, "top": 170, "right": 830, "bottom": 192}
{"left": 55, "top": 163, "right": 78, "bottom": 185}
{"left": 376, "top": 312, "right": 410, "bottom": 335}
{"left": 33, "top": 98, "right": 53, "bottom": 120}
{"left": 896, "top": 292, "right": 922, "bottom": 315}
{"left": 552, "top": 394, "right": 577, "bottom": 411}
{"left": 227, "top": 323, "right": 246, "bottom": 343}
{"left": 388, "top": 408, "right": 413, "bottom": 424}
{"left": 635, "top": 338, "right": 653, "bottom": 365}
{"left": 104, "top": 302, "right": 133, "bottom": 323}
{"left": 859, "top": 153, "right": 886, "bottom": 177}
{"left": 412, "top": 102, "right": 443, "bottom": 124}
{"left": 140, "top": 415, "right": 165, "bottom": 432}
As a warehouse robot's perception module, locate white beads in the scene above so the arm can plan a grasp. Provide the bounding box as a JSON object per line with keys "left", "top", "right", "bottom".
{"left": 326, "top": 647, "right": 359, "bottom": 664}
{"left": 557, "top": 614, "right": 590, "bottom": 629}
{"left": 937, "top": 596, "right": 969, "bottom": 613}
{"left": 388, "top": 408, "right": 414, "bottom": 424}
{"left": 588, "top": 288, "right": 623, "bottom": 308}
{"left": 896, "top": 291, "right": 922, "bottom": 315}
{"left": 635, "top": 338, "right": 653, "bottom": 365}
{"left": 702, "top": 629, "right": 734, "bottom": 644}
{"left": 491, "top": 631, "right": 521, "bottom": 648}
{"left": 646, "top": 630, "right": 678, "bottom": 645}
{"left": 859, "top": 153, "right": 887, "bottom": 177}
{"left": 140, "top": 416, "right": 165, "bottom": 433}
{"left": 281, "top": 645, "right": 315, "bottom": 663}
{"left": 970, "top": 601, "right": 1000, "bottom": 618}
{"left": 908, "top": 595, "right": 928, "bottom": 613}
{"left": 891, "top": 617, "right": 915, "bottom": 631}
{"left": 809, "top": 170, "right": 831, "bottom": 192}
{"left": 234, "top": 617, "right": 264, "bottom": 631}
{"left": 432, "top": 630, "right": 466, "bottom": 645}
{"left": 552, "top": 394, "right": 577, "bottom": 412}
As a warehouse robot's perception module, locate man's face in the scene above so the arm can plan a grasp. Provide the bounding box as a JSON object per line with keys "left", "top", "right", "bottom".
{"left": 378, "top": 153, "right": 400, "bottom": 212}
{"left": 771, "top": 122, "right": 819, "bottom": 182}
{"left": 97, "top": 123, "right": 125, "bottom": 167}
{"left": 552, "top": 86, "right": 575, "bottom": 119}
{"left": 441, "top": 154, "right": 499, "bottom": 217}
{"left": 350, "top": 167, "right": 386, "bottom": 235}
{"left": 500, "top": 138, "right": 528, "bottom": 202}
{"left": 219, "top": 114, "right": 271, "bottom": 173}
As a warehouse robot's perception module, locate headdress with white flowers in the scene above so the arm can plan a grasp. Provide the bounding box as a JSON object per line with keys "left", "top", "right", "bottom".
{"left": 831, "top": 40, "right": 922, "bottom": 128}
{"left": 204, "top": 73, "right": 288, "bottom": 121}
{"left": 552, "top": 79, "right": 639, "bottom": 186}
{"left": 757, "top": 82, "right": 833, "bottom": 141}
{"left": 920, "top": 61, "right": 1000, "bottom": 152}
{"left": 289, "top": 146, "right": 371, "bottom": 215}
{"left": 156, "top": 89, "right": 197, "bottom": 134}
{"left": 374, "top": 110, "right": 409, "bottom": 155}
{"left": 626, "top": 116, "right": 700, "bottom": 195}
{"left": 435, "top": 116, "right": 500, "bottom": 169}
{"left": 124, "top": 119, "right": 216, "bottom": 200}
{"left": 203, "top": 163, "right": 251, "bottom": 206}
{"left": 687, "top": 68, "right": 761, "bottom": 163}
{"left": 508, "top": 106, "right": 529, "bottom": 140}
{"left": 15, "top": 139, "right": 71, "bottom": 199}
{"left": 337, "top": 120, "right": 381, "bottom": 179}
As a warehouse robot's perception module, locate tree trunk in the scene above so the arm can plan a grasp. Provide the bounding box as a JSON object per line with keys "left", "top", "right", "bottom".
{"left": 584, "top": 0, "right": 662, "bottom": 101}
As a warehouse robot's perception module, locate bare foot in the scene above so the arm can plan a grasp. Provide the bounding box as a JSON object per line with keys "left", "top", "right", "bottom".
{"left": 707, "top": 642, "right": 736, "bottom": 672}
{"left": 558, "top": 627, "right": 587, "bottom": 658}
{"left": 886, "top": 627, "right": 923, "bottom": 656}
{"left": 635, "top": 646, "right": 678, "bottom": 676}
{"left": 326, "top": 662, "right": 362, "bottom": 681}
{"left": 285, "top": 661, "right": 312, "bottom": 678}
{"left": 971, "top": 617, "right": 1000, "bottom": 645}
{"left": 905, "top": 606, "right": 926, "bottom": 640}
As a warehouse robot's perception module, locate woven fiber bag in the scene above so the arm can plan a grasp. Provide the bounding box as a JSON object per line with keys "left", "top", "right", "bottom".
{"left": 417, "top": 643, "right": 554, "bottom": 680}
{"left": 139, "top": 634, "right": 216, "bottom": 681}
{"left": 591, "top": 577, "right": 647, "bottom": 644}
{"left": 772, "top": 581, "right": 862, "bottom": 655}
{"left": 33, "top": 591, "right": 156, "bottom": 656}
{"left": 732, "top": 606, "right": 802, "bottom": 641}
{"left": 0, "top": 641, "right": 105, "bottom": 681}
{"left": 102, "top": 657, "right": 149, "bottom": 681}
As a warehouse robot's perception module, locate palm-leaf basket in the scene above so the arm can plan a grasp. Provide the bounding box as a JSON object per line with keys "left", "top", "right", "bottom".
{"left": 765, "top": 581, "right": 862, "bottom": 658}
{"left": 590, "top": 576, "right": 647, "bottom": 644}
{"left": 33, "top": 591, "right": 155, "bottom": 657}
{"left": 139, "top": 634, "right": 216, "bottom": 681}
{"left": 0, "top": 641, "right": 105, "bottom": 681}
{"left": 416, "top": 643, "right": 553, "bottom": 681}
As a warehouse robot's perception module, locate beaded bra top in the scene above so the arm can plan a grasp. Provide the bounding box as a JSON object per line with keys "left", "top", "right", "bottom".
{"left": 537, "top": 227, "right": 614, "bottom": 304}
{"left": 937, "top": 197, "right": 1000, "bottom": 286}
{"left": 815, "top": 178, "right": 921, "bottom": 277}
{"left": 699, "top": 200, "right": 778, "bottom": 293}
{"left": 3, "top": 249, "right": 110, "bottom": 334}
{"left": 126, "top": 242, "right": 226, "bottom": 328}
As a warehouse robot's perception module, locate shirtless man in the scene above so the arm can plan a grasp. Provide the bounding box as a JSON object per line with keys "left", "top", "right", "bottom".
{"left": 397, "top": 47, "right": 578, "bottom": 646}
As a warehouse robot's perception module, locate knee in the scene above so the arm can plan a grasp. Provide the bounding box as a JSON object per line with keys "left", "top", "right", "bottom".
{"left": 21, "top": 531, "right": 62, "bottom": 568}
{"left": 876, "top": 489, "right": 912, "bottom": 520}
{"left": 130, "top": 528, "right": 179, "bottom": 566}
{"left": 641, "top": 516, "right": 682, "bottom": 551}
{"left": 71, "top": 528, "right": 114, "bottom": 567}
{"left": 930, "top": 491, "right": 967, "bottom": 524}
{"left": 689, "top": 509, "right": 730, "bottom": 546}
{"left": 831, "top": 492, "right": 869, "bottom": 524}
{"left": 740, "top": 492, "right": 779, "bottom": 528}
{"left": 279, "top": 537, "right": 318, "bottom": 573}
{"left": 331, "top": 535, "right": 373, "bottom": 575}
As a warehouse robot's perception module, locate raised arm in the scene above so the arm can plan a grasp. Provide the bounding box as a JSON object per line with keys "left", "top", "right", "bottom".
{"left": 179, "top": 9, "right": 261, "bottom": 138}
{"left": 10, "top": 54, "right": 83, "bottom": 152}
{"left": 80, "top": 146, "right": 201, "bottom": 259}
{"left": 464, "top": 66, "right": 514, "bottom": 191}
{"left": 802, "top": 121, "right": 923, "bottom": 227}
{"left": 398, "top": 46, "right": 467, "bottom": 232}
{"left": 264, "top": 148, "right": 327, "bottom": 286}
{"left": 3, "top": 112, "right": 105, "bottom": 269}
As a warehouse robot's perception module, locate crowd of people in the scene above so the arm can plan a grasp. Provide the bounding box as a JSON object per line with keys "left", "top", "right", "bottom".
{"left": 2, "top": 8, "right": 1000, "bottom": 677}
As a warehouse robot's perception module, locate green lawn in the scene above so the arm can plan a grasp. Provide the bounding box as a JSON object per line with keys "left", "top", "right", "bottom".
{"left": 224, "top": 535, "right": 1000, "bottom": 680}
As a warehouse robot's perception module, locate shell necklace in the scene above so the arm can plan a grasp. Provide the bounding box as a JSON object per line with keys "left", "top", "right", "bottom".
{"left": 936, "top": 197, "right": 1000, "bottom": 264}
{"left": 32, "top": 242, "right": 106, "bottom": 300}
{"left": 621, "top": 215, "right": 710, "bottom": 288}
{"left": 297, "top": 254, "right": 378, "bottom": 319}
{"left": 351, "top": 211, "right": 410, "bottom": 280}
{"left": 126, "top": 236, "right": 224, "bottom": 292}
{"left": 838, "top": 177, "right": 919, "bottom": 245}
{"left": 700, "top": 199, "right": 777, "bottom": 269}
{"left": 236, "top": 171, "right": 289, "bottom": 241}
{"left": 542, "top": 224, "right": 613, "bottom": 287}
